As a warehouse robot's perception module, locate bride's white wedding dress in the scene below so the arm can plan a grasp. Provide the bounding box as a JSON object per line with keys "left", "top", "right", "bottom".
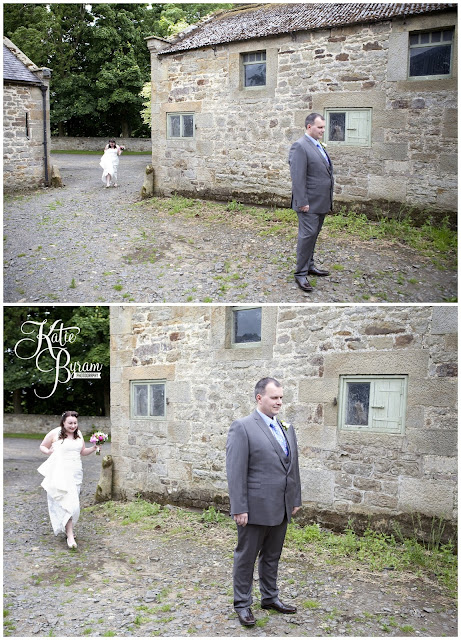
{"left": 99, "top": 147, "right": 120, "bottom": 185}
{"left": 37, "top": 429, "right": 83, "bottom": 535}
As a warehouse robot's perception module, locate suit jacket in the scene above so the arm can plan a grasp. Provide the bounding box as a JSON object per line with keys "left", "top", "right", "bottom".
{"left": 226, "top": 410, "right": 302, "bottom": 526}
{"left": 289, "top": 135, "right": 334, "bottom": 214}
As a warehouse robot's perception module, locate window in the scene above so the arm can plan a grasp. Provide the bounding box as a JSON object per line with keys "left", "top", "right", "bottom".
{"left": 25, "top": 112, "right": 30, "bottom": 139}
{"left": 167, "top": 113, "right": 194, "bottom": 139}
{"left": 409, "top": 29, "right": 454, "bottom": 78}
{"left": 338, "top": 375, "right": 407, "bottom": 434}
{"left": 131, "top": 381, "right": 166, "bottom": 418}
{"left": 232, "top": 307, "right": 262, "bottom": 345}
{"left": 325, "top": 109, "right": 372, "bottom": 146}
{"left": 242, "top": 51, "right": 266, "bottom": 87}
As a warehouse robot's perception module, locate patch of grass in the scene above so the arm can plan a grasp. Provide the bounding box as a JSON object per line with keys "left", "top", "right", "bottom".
{"left": 113, "top": 284, "right": 123, "bottom": 292}
{"left": 400, "top": 624, "right": 416, "bottom": 633}
{"left": 69, "top": 278, "right": 77, "bottom": 289}
{"left": 255, "top": 615, "right": 269, "bottom": 627}
{"left": 303, "top": 599, "right": 320, "bottom": 609}
{"left": 200, "top": 505, "right": 228, "bottom": 524}
{"left": 85, "top": 498, "right": 162, "bottom": 525}
{"left": 3, "top": 432, "right": 43, "bottom": 439}
{"left": 286, "top": 520, "right": 457, "bottom": 598}
{"left": 102, "top": 632, "right": 116, "bottom": 637}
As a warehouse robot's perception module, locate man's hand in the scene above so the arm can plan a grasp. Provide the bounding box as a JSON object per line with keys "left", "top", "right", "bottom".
{"left": 234, "top": 513, "right": 248, "bottom": 527}
{"left": 292, "top": 506, "right": 301, "bottom": 516}
{"left": 299, "top": 205, "right": 309, "bottom": 212}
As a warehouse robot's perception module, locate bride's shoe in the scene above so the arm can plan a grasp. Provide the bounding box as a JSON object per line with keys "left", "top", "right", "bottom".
{"left": 67, "top": 537, "right": 77, "bottom": 549}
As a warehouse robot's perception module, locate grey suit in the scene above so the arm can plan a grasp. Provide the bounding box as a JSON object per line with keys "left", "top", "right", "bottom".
{"left": 226, "top": 410, "right": 302, "bottom": 610}
{"left": 289, "top": 134, "right": 334, "bottom": 277}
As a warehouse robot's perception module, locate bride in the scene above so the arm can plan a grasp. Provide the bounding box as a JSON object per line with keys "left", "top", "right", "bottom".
{"left": 99, "top": 138, "right": 125, "bottom": 188}
{"left": 38, "top": 411, "right": 98, "bottom": 548}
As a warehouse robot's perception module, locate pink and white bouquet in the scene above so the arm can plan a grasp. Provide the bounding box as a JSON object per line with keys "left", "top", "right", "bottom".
{"left": 90, "top": 431, "right": 109, "bottom": 455}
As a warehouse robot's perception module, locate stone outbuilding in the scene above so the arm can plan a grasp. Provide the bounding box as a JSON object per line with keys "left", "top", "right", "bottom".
{"left": 3, "top": 37, "right": 52, "bottom": 190}
{"left": 110, "top": 305, "right": 457, "bottom": 540}
{"left": 147, "top": 3, "right": 457, "bottom": 218}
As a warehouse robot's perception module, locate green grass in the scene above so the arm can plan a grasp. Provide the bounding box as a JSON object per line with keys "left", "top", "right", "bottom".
{"left": 51, "top": 150, "right": 150, "bottom": 155}
{"left": 3, "top": 432, "right": 43, "bottom": 439}
{"left": 285, "top": 520, "right": 457, "bottom": 597}
{"left": 85, "top": 498, "right": 162, "bottom": 524}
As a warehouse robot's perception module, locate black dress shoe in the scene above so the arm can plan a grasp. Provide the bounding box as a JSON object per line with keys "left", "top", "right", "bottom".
{"left": 294, "top": 276, "right": 313, "bottom": 292}
{"left": 236, "top": 608, "right": 256, "bottom": 626}
{"left": 308, "top": 267, "right": 330, "bottom": 277}
{"left": 261, "top": 598, "right": 297, "bottom": 614}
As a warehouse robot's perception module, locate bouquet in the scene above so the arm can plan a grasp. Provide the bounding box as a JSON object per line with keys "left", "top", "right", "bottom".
{"left": 90, "top": 431, "right": 109, "bottom": 455}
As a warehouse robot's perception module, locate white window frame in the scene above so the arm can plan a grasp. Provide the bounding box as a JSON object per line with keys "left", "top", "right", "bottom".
{"left": 408, "top": 28, "right": 454, "bottom": 80}
{"left": 324, "top": 108, "right": 372, "bottom": 147}
{"left": 338, "top": 374, "right": 408, "bottom": 434}
{"left": 242, "top": 51, "right": 267, "bottom": 88}
{"left": 167, "top": 112, "right": 195, "bottom": 139}
{"left": 130, "top": 380, "right": 166, "bottom": 419}
{"left": 231, "top": 306, "right": 262, "bottom": 348}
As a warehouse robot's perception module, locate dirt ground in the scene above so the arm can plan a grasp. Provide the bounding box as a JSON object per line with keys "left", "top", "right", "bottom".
{"left": 3, "top": 437, "right": 458, "bottom": 637}
{"left": 3, "top": 154, "right": 457, "bottom": 304}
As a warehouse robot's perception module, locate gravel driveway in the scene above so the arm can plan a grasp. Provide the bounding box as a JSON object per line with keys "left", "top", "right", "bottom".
{"left": 3, "top": 154, "right": 457, "bottom": 303}
{"left": 4, "top": 437, "right": 458, "bottom": 637}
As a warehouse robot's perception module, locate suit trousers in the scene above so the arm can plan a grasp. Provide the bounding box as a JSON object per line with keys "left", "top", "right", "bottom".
{"left": 295, "top": 210, "right": 326, "bottom": 277}
{"left": 233, "top": 518, "right": 288, "bottom": 610}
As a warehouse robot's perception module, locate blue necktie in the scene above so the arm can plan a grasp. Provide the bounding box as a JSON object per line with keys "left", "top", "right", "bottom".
{"left": 269, "top": 421, "right": 289, "bottom": 456}
{"left": 316, "top": 142, "right": 330, "bottom": 164}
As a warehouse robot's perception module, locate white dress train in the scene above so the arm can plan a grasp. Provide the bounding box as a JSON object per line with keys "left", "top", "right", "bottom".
{"left": 37, "top": 430, "right": 83, "bottom": 536}
{"left": 99, "top": 147, "right": 120, "bottom": 185}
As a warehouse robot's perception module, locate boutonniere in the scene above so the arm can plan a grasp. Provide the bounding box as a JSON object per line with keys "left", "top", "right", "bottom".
{"left": 319, "top": 141, "right": 327, "bottom": 150}
{"left": 279, "top": 420, "right": 291, "bottom": 431}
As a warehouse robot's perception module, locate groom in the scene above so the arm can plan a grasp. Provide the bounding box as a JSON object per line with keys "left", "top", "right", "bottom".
{"left": 226, "top": 377, "right": 302, "bottom": 626}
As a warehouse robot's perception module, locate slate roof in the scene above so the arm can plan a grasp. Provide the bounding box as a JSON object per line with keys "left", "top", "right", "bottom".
{"left": 158, "top": 2, "right": 456, "bottom": 55}
{"left": 3, "top": 44, "right": 42, "bottom": 84}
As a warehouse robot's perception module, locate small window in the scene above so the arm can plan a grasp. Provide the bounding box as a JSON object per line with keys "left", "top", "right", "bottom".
{"left": 167, "top": 113, "right": 195, "bottom": 139}
{"left": 242, "top": 51, "right": 266, "bottom": 87}
{"left": 25, "top": 112, "right": 30, "bottom": 139}
{"left": 409, "top": 29, "right": 454, "bottom": 78}
{"left": 232, "top": 307, "right": 262, "bottom": 345}
{"left": 131, "top": 381, "right": 166, "bottom": 418}
{"left": 338, "top": 375, "right": 407, "bottom": 434}
{"left": 325, "top": 109, "right": 372, "bottom": 146}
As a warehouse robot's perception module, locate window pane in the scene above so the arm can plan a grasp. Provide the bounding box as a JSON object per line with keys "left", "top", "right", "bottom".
{"left": 134, "top": 384, "right": 148, "bottom": 416}
{"left": 409, "top": 34, "right": 419, "bottom": 45}
{"left": 329, "top": 113, "right": 346, "bottom": 141}
{"left": 182, "top": 114, "right": 194, "bottom": 138}
{"left": 149, "top": 384, "right": 165, "bottom": 417}
{"left": 346, "top": 383, "right": 370, "bottom": 425}
{"left": 431, "top": 31, "right": 441, "bottom": 43}
{"left": 244, "top": 63, "right": 266, "bottom": 87}
{"left": 234, "top": 308, "right": 262, "bottom": 343}
{"left": 410, "top": 44, "right": 452, "bottom": 76}
{"left": 169, "top": 115, "right": 180, "bottom": 137}
{"left": 443, "top": 30, "right": 453, "bottom": 42}
{"left": 420, "top": 33, "right": 430, "bottom": 44}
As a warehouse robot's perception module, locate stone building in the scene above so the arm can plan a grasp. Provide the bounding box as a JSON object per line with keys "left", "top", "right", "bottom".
{"left": 147, "top": 3, "right": 457, "bottom": 218}
{"left": 110, "top": 305, "right": 457, "bottom": 539}
{"left": 3, "top": 37, "right": 52, "bottom": 190}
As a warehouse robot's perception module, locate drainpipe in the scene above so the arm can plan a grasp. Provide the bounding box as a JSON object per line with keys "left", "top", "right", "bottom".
{"left": 40, "top": 84, "right": 49, "bottom": 186}
{"left": 40, "top": 68, "right": 51, "bottom": 187}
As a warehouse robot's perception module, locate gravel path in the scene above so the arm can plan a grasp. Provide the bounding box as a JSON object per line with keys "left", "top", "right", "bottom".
{"left": 4, "top": 437, "right": 458, "bottom": 637}
{"left": 3, "top": 154, "right": 457, "bottom": 303}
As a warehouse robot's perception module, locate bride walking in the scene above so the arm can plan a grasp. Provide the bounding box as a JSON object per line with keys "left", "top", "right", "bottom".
{"left": 38, "top": 411, "right": 98, "bottom": 548}
{"left": 99, "top": 138, "right": 125, "bottom": 187}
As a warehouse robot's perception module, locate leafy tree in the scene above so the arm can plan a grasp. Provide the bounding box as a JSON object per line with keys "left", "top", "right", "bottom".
{"left": 4, "top": 306, "right": 110, "bottom": 416}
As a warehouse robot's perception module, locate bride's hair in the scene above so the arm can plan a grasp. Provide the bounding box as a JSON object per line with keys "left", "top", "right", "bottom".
{"left": 59, "top": 410, "right": 80, "bottom": 440}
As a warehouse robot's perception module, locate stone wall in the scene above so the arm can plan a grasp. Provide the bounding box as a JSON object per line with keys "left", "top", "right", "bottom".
{"left": 3, "top": 414, "right": 111, "bottom": 437}
{"left": 50, "top": 137, "right": 151, "bottom": 152}
{"left": 148, "top": 9, "right": 457, "bottom": 216}
{"left": 110, "top": 305, "right": 458, "bottom": 539}
{"left": 3, "top": 78, "right": 51, "bottom": 191}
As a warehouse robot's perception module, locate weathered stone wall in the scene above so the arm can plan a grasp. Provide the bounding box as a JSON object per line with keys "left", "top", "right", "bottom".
{"left": 110, "top": 305, "right": 457, "bottom": 537}
{"left": 148, "top": 9, "right": 457, "bottom": 215}
{"left": 3, "top": 414, "right": 111, "bottom": 436}
{"left": 50, "top": 137, "right": 151, "bottom": 152}
{"left": 3, "top": 78, "right": 51, "bottom": 191}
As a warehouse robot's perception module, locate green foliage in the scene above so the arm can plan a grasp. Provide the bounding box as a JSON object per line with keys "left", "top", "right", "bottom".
{"left": 200, "top": 505, "right": 228, "bottom": 524}
{"left": 3, "top": 306, "right": 110, "bottom": 415}
{"left": 91, "top": 498, "right": 162, "bottom": 524}
{"left": 4, "top": 3, "right": 233, "bottom": 137}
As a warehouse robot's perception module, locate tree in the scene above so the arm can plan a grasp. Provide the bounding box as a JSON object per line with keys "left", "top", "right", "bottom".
{"left": 4, "top": 306, "right": 110, "bottom": 416}
{"left": 3, "top": 3, "right": 233, "bottom": 137}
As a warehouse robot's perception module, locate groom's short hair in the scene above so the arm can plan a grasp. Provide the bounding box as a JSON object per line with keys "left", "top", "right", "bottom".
{"left": 254, "top": 377, "right": 281, "bottom": 399}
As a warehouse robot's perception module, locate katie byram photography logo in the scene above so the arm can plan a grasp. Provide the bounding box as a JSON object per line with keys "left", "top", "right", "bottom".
{"left": 14, "top": 318, "right": 103, "bottom": 398}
